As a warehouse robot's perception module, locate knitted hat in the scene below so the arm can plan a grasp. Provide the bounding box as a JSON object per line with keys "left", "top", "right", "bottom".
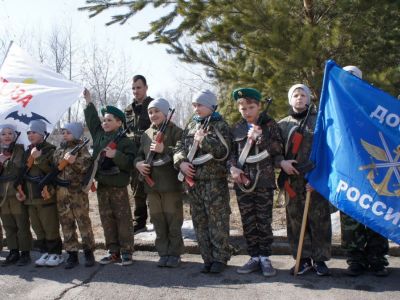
{"left": 232, "top": 88, "right": 262, "bottom": 102}
{"left": 101, "top": 105, "right": 126, "bottom": 123}
{"left": 148, "top": 98, "right": 170, "bottom": 116}
{"left": 343, "top": 65, "right": 362, "bottom": 79}
{"left": 27, "top": 120, "right": 47, "bottom": 136}
{"left": 62, "top": 122, "right": 84, "bottom": 140}
{"left": 288, "top": 84, "right": 311, "bottom": 106}
{"left": 192, "top": 89, "right": 217, "bottom": 109}
{"left": 0, "top": 123, "right": 17, "bottom": 133}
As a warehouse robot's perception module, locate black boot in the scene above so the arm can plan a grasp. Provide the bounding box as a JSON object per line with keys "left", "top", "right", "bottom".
{"left": 16, "top": 251, "right": 31, "bottom": 266}
{"left": 84, "top": 250, "right": 95, "bottom": 267}
{"left": 2, "top": 249, "right": 20, "bottom": 266}
{"left": 65, "top": 251, "right": 79, "bottom": 269}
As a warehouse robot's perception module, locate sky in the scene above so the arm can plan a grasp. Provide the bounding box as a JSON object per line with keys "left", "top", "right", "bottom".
{"left": 0, "top": 0, "right": 209, "bottom": 98}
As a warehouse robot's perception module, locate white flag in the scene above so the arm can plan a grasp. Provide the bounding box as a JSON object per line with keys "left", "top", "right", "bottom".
{"left": 0, "top": 42, "right": 83, "bottom": 146}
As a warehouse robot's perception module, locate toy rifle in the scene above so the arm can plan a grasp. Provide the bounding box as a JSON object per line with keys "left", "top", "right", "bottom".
{"left": 0, "top": 131, "right": 21, "bottom": 175}
{"left": 140, "top": 108, "right": 175, "bottom": 187}
{"left": 14, "top": 132, "right": 50, "bottom": 199}
{"left": 82, "top": 121, "right": 134, "bottom": 193}
{"left": 236, "top": 98, "right": 272, "bottom": 188}
{"left": 277, "top": 105, "right": 314, "bottom": 199}
{"left": 38, "top": 137, "right": 90, "bottom": 192}
{"left": 177, "top": 105, "right": 218, "bottom": 187}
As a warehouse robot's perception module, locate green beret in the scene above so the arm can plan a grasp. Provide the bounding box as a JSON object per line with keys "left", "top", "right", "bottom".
{"left": 232, "top": 88, "right": 262, "bottom": 102}
{"left": 101, "top": 105, "right": 126, "bottom": 123}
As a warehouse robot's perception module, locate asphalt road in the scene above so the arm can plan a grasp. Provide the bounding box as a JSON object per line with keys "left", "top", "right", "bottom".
{"left": 0, "top": 250, "right": 399, "bottom": 300}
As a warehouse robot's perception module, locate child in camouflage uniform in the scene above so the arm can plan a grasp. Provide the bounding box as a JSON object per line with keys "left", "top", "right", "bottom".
{"left": 340, "top": 66, "right": 389, "bottom": 277}
{"left": 135, "top": 98, "right": 184, "bottom": 268}
{"left": 0, "top": 124, "right": 32, "bottom": 266}
{"left": 278, "top": 84, "right": 332, "bottom": 276}
{"left": 174, "top": 90, "right": 231, "bottom": 274}
{"left": 16, "top": 120, "right": 63, "bottom": 267}
{"left": 83, "top": 89, "right": 135, "bottom": 266}
{"left": 53, "top": 122, "right": 95, "bottom": 269}
{"left": 228, "top": 88, "right": 283, "bottom": 277}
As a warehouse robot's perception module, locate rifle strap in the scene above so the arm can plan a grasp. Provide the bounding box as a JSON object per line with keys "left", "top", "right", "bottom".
{"left": 285, "top": 125, "right": 299, "bottom": 156}
{"left": 237, "top": 144, "right": 261, "bottom": 193}
{"left": 0, "top": 181, "right": 10, "bottom": 206}
{"left": 212, "top": 128, "right": 229, "bottom": 161}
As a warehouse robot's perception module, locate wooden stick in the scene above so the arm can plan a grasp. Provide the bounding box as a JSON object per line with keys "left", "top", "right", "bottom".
{"left": 294, "top": 190, "right": 312, "bottom": 276}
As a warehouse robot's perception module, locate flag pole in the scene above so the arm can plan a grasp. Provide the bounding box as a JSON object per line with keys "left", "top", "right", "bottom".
{"left": 294, "top": 190, "right": 312, "bottom": 276}
{"left": 0, "top": 40, "right": 14, "bottom": 70}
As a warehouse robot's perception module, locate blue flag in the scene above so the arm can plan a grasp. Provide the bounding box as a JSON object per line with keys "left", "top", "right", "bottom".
{"left": 307, "top": 60, "right": 400, "bottom": 244}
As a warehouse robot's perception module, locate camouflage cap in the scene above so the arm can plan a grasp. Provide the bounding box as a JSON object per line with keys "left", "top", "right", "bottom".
{"left": 232, "top": 88, "right": 262, "bottom": 102}
{"left": 101, "top": 105, "right": 126, "bottom": 123}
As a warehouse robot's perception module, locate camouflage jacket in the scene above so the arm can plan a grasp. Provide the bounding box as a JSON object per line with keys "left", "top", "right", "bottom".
{"left": 277, "top": 105, "right": 318, "bottom": 183}
{"left": 53, "top": 140, "right": 92, "bottom": 193}
{"left": 134, "top": 122, "right": 183, "bottom": 193}
{"left": 0, "top": 143, "right": 24, "bottom": 202}
{"left": 22, "top": 141, "right": 57, "bottom": 205}
{"left": 228, "top": 113, "right": 283, "bottom": 190}
{"left": 124, "top": 96, "right": 154, "bottom": 146}
{"left": 173, "top": 112, "right": 231, "bottom": 180}
{"left": 84, "top": 102, "right": 136, "bottom": 187}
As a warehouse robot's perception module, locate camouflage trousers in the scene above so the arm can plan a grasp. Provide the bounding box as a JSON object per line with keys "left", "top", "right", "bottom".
{"left": 147, "top": 191, "right": 184, "bottom": 256}
{"left": 28, "top": 202, "right": 62, "bottom": 254}
{"left": 56, "top": 187, "right": 95, "bottom": 252}
{"left": 235, "top": 187, "right": 274, "bottom": 257}
{"left": 187, "top": 178, "right": 231, "bottom": 264}
{"left": 131, "top": 169, "right": 148, "bottom": 228}
{"left": 1, "top": 197, "right": 32, "bottom": 251}
{"left": 97, "top": 184, "right": 134, "bottom": 254}
{"left": 340, "top": 212, "right": 388, "bottom": 268}
{"left": 286, "top": 181, "right": 332, "bottom": 261}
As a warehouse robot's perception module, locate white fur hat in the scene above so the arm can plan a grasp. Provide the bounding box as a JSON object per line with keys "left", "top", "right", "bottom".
{"left": 288, "top": 84, "right": 311, "bottom": 106}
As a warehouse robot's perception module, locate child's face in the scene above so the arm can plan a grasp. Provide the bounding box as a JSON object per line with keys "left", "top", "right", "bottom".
{"left": 62, "top": 129, "right": 74, "bottom": 142}
{"left": 0, "top": 128, "right": 14, "bottom": 145}
{"left": 238, "top": 101, "right": 261, "bottom": 124}
{"left": 291, "top": 88, "right": 308, "bottom": 112}
{"left": 192, "top": 103, "right": 212, "bottom": 118}
{"left": 102, "top": 113, "right": 122, "bottom": 132}
{"left": 148, "top": 107, "right": 166, "bottom": 127}
{"left": 27, "top": 131, "right": 44, "bottom": 145}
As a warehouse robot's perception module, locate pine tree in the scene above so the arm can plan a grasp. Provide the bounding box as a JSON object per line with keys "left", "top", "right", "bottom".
{"left": 79, "top": 0, "right": 400, "bottom": 121}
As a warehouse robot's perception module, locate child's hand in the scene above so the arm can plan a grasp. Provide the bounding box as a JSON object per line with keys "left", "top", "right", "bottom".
{"left": 247, "top": 125, "right": 262, "bottom": 141}
{"left": 0, "top": 153, "right": 10, "bottom": 164}
{"left": 104, "top": 147, "right": 116, "bottom": 158}
{"left": 83, "top": 88, "right": 92, "bottom": 104}
{"left": 136, "top": 161, "right": 151, "bottom": 176}
{"left": 306, "top": 183, "right": 314, "bottom": 192}
{"left": 180, "top": 161, "right": 195, "bottom": 177}
{"left": 194, "top": 129, "right": 207, "bottom": 144}
{"left": 64, "top": 152, "right": 77, "bottom": 164}
{"left": 280, "top": 160, "right": 299, "bottom": 175}
{"left": 230, "top": 166, "right": 244, "bottom": 184}
{"left": 150, "top": 141, "right": 164, "bottom": 153}
{"left": 31, "top": 147, "right": 42, "bottom": 159}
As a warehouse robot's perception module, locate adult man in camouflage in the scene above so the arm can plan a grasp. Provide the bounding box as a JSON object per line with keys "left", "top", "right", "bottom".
{"left": 125, "top": 75, "right": 153, "bottom": 234}
{"left": 278, "top": 84, "right": 332, "bottom": 276}
{"left": 174, "top": 90, "right": 231, "bottom": 274}
{"left": 340, "top": 66, "right": 389, "bottom": 277}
